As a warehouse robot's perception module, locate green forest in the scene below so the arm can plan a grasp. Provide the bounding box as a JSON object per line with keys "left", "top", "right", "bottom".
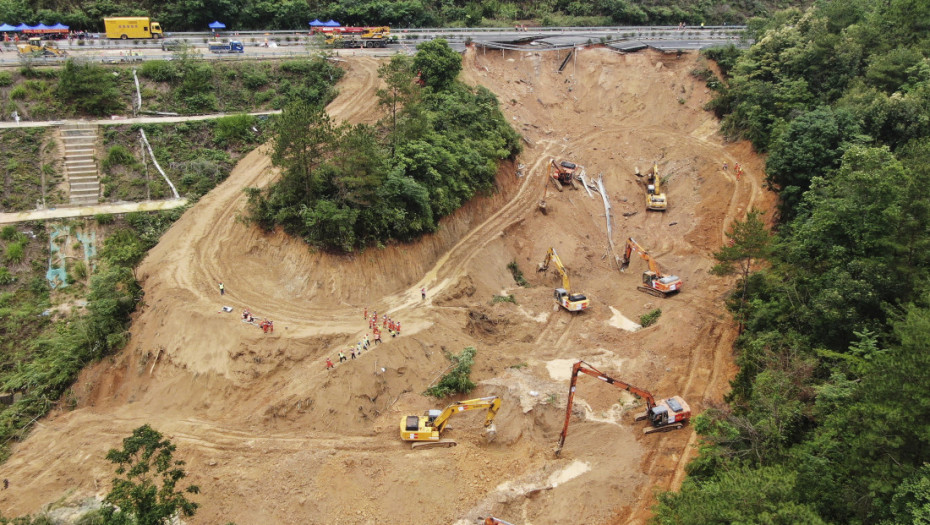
{"left": 1, "top": 0, "right": 807, "bottom": 32}
{"left": 246, "top": 39, "right": 521, "bottom": 252}
{"left": 653, "top": 0, "right": 930, "bottom": 523}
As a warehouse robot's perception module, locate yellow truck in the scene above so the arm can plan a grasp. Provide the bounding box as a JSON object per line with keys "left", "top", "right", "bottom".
{"left": 103, "top": 17, "right": 163, "bottom": 39}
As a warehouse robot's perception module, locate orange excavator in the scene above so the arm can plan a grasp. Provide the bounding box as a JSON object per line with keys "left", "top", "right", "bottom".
{"left": 548, "top": 159, "right": 579, "bottom": 191}
{"left": 555, "top": 360, "right": 690, "bottom": 456}
{"left": 479, "top": 518, "right": 516, "bottom": 525}
{"left": 620, "top": 237, "right": 682, "bottom": 298}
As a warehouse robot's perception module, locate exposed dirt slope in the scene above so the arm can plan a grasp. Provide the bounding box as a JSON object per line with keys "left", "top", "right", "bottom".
{"left": 0, "top": 49, "right": 773, "bottom": 524}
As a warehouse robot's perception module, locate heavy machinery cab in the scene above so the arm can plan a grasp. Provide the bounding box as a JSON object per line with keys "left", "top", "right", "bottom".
{"left": 400, "top": 397, "right": 502, "bottom": 447}
{"left": 649, "top": 396, "right": 691, "bottom": 427}
{"left": 550, "top": 159, "right": 578, "bottom": 186}
{"left": 425, "top": 409, "right": 442, "bottom": 426}
{"left": 555, "top": 288, "right": 589, "bottom": 312}
{"left": 643, "top": 272, "right": 681, "bottom": 286}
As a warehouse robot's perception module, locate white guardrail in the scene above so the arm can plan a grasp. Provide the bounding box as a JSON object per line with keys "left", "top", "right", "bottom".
{"left": 0, "top": 25, "right": 749, "bottom": 66}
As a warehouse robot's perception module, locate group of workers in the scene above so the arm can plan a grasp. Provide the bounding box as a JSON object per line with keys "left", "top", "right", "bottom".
{"left": 325, "top": 307, "right": 403, "bottom": 370}
{"left": 241, "top": 308, "right": 274, "bottom": 333}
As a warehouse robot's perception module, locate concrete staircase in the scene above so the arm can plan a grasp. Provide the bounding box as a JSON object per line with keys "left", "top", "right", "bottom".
{"left": 60, "top": 123, "right": 100, "bottom": 206}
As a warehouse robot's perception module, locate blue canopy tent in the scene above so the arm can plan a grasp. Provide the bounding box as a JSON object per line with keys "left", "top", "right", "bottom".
{"left": 14, "top": 23, "right": 31, "bottom": 31}
{"left": 0, "top": 23, "right": 17, "bottom": 32}
{"left": 49, "top": 22, "right": 69, "bottom": 30}
{"left": 323, "top": 20, "right": 340, "bottom": 27}
{"left": 208, "top": 21, "right": 226, "bottom": 29}
{"left": 309, "top": 19, "right": 324, "bottom": 26}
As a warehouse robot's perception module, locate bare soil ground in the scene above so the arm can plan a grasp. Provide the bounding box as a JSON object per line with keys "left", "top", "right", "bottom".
{"left": 0, "top": 49, "right": 774, "bottom": 524}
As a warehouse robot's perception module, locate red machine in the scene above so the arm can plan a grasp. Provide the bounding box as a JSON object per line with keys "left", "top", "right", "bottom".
{"left": 556, "top": 360, "right": 690, "bottom": 456}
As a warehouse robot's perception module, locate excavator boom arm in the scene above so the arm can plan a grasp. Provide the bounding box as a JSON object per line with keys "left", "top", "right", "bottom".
{"left": 556, "top": 360, "right": 656, "bottom": 455}
{"left": 539, "top": 247, "right": 573, "bottom": 291}
{"left": 621, "top": 237, "right": 664, "bottom": 277}
{"left": 433, "top": 396, "right": 502, "bottom": 433}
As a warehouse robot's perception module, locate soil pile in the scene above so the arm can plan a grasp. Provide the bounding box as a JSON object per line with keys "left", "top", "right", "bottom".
{"left": 0, "top": 49, "right": 773, "bottom": 524}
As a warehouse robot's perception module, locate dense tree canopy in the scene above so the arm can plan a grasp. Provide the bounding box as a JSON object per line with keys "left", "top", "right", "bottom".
{"left": 246, "top": 40, "right": 520, "bottom": 252}
{"left": 658, "top": 0, "right": 930, "bottom": 522}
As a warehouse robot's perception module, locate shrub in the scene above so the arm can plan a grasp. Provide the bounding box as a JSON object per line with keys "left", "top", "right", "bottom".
{"left": 492, "top": 294, "right": 516, "bottom": 304}
{"left": 640, "top": 308, "right": 662, "bottom": 327}
{"left": 0, "top": 226, "right": 16, "bottom": 241}
{"left": 0, "top": 71, "right": 12, "bottom": 87}
{"left": 426, "top": 347, "right": 477, "bottom": 398}
{"left": 57, "top": 60, "right": 124, "bottom": 116}
{"left": 102, "top": 145, "right": 135, "bottom": 170}
{"left": 4, "top": 241, "right": 25, "bottom": 264}
{"left": 214, "top": 114, "right": 256, "bottom": 146}
{"left": 242, "top": 70, "right": 269, "bottom": 89}
{"left": 72, "top": 260, "right": 88, "bottom": 281}
{"left": 507, "top": 261, "right": 528, "bottom": 286}
{"left": 10, "top": 85, "right": 26, "bottom": 100}
{"left": 140, "top": 60, "right": 179, "bottom": 82}
{"left": 95, "top": 213, "right": 115, "bottom": 225}
{"left": 0, "top": 267, "right": 14, "bottom": 285}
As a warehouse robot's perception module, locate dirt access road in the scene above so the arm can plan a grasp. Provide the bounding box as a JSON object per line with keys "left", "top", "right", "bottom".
{"left": 0, "top": 49, "right": 773, "bottom": 524}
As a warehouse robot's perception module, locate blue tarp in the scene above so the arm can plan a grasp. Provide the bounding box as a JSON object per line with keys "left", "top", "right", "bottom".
{"left": 208, "top": 20, "right": 226, "bottom": 29}
{"left": 309, "top": 19, "right": 324, "bottom": 26}
{"left": 0, "top": 23, "right": 16, "bottom": 31}
{"left": 323, "top": 19, "right": 340, "bottom": 27}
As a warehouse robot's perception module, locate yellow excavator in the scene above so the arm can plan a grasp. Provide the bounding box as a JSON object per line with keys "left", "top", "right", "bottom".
{"left": 620, "top": 237, "right": 682, "bottom": 297}
{"left": 537, "top": 247, "right": 590, "bottom": 312}
{"left": 400, "top": 396, "right": 501, "bottom": 449}
{"left": 17, "top": 37, "right": 67, "bottom": 57}
{"left": 640, "top": 163, "right": 667, "bottom": 211}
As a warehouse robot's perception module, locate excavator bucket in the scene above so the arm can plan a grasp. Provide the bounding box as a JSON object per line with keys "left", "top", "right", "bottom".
{"left": 619, "top": 257, "right": 630, "bottom": 272}
{"left": 485, "top": 423, "right": 497, "bottom": 442}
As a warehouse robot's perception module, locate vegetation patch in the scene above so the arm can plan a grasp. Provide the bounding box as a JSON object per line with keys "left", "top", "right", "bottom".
{"left": 492, "top": 294, "right": 516, "bottom": 304}
{"left": 99, "top": 119, "right": 268, "bottom": 202}
{"left": 3, "top": 54, "right": 342, "bottom": 121}
{"left": 426, "top": 346, "right": 477, "bottom": 398}
{"left": 246, "top": 40, "right": 521, "bottom": 252}
{"left": 0, "top": 210, "right": 183, "bottom": 461}
{"left": 0, "top": 129, "right": 65, "bottom": 212}
{"left": 655, "top": 3, "right": 930, "bottom": 524}
{"left": 507, "top": 260, "right": 529, "bottom": 287}
{"left": 639, "top": 308, "right": 661, "bottom": 327}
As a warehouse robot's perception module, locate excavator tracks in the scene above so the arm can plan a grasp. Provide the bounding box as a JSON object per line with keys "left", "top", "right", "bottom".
{"left": 637, "top": 286, "right": 668, "bottom": 298}
{"left": 643, "top": 423, "right": 684, "bottom": 435}
{"left": 411, "top": 439, "right": 457, "bottom": 450}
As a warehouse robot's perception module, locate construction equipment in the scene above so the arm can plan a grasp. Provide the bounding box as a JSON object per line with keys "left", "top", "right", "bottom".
{"left": 16, "top": 38, "right": 66, "bottom": 57}
{"left": 548, "top": 159, "right": 579, "bottom": 191}
{"left": 640, "top": 163, "right": 667, "bottom": 211}
{"left": 556, "top": 360, "right": 690, "bottom": 455}
{"left": 103, "top": 17, "right": 163, "bottom": 39}
{"left": 322, "top": 26, "right": 391, "bottom": 48}
{"left": 537, "top": 247, "right": 590, "bottom": 312}
{"left": 538, "top": 164, "right": 550, "bottom": 213}
{"left": 400, "top": 396, "right": 501, "bottom": 449}
{"left": 480, "top": 517, "right": 516, "bottom": 525}
{"left": 620, "top": 237, "right": 682, "bottom": 298}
